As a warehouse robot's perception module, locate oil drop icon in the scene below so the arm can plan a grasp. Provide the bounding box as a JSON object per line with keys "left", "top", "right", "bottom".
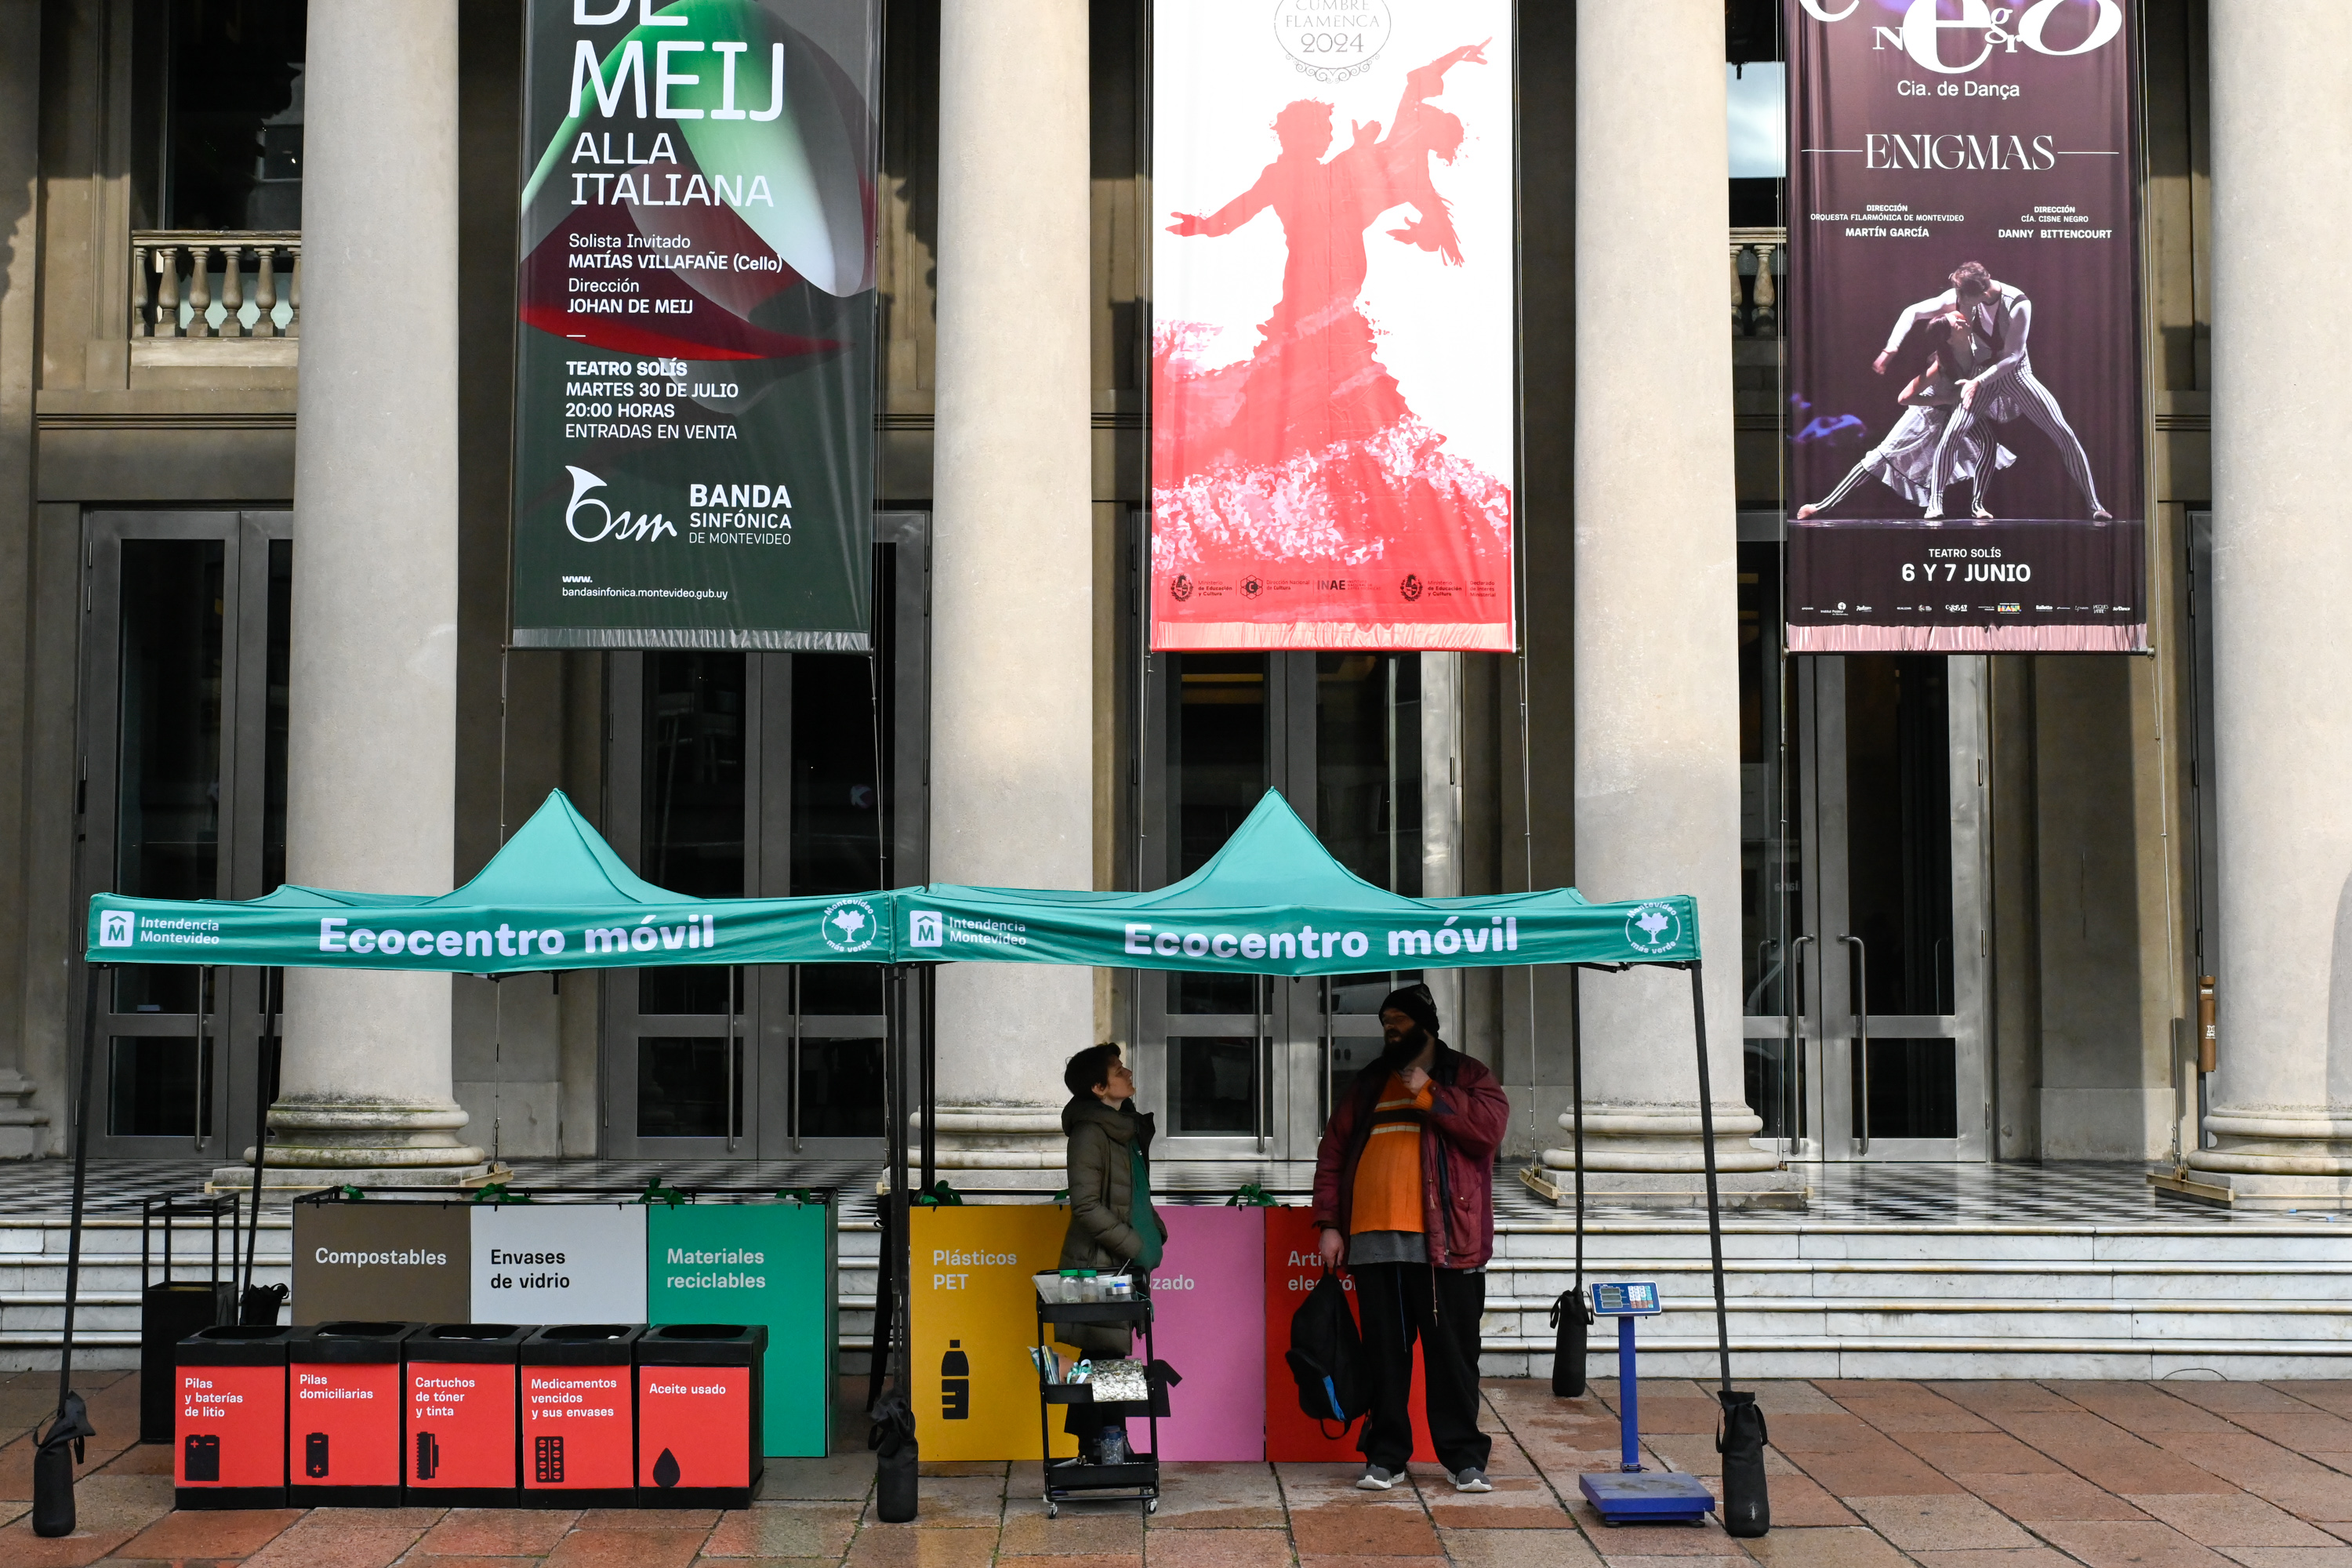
{"left": 652, "top": 1447, "right": 681, "bottom": 1488}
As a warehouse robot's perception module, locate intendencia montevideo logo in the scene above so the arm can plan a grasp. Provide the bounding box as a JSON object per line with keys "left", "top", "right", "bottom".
{"left": 1797, "top": 0, "right": 2122, "bottom": 73}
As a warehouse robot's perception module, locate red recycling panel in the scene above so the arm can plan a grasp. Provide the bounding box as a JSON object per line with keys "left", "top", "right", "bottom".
{"left": 290, "top": 1363, "right": 401, "bottom": 1488}
{"left": 1263, "top": 1207, "right": 1431, "bottom": 1462}
{"left": 637, "top": 1365, "right": 753, "bottom": 1490}
{"left": 521, "top": 1365, "right": 632, "bottom": 1490}
{"left": 176, "top": 1364, "right": 285, "bottom": 1488}
{"left": 406, "top": 1361, "right": 517, "bottom": 1490}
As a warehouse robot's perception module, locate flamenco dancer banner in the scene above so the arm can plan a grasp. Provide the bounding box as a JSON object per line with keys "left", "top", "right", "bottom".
{"left": 1785, "top": 0, "right": 2146, "bottom": 653}
{"left": 510, "top": 0, "right": 879, "bottom": 650}
{"left": 1151, "top": 2, "right": 1515, "bottom": 651}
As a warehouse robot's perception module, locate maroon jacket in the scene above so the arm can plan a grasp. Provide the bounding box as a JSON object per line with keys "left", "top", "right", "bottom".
{"left": 1310, "top": 1043, "right": 1511, "bottom": 1271}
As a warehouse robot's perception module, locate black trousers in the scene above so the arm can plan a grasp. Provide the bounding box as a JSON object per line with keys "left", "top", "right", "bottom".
{"left": 1350, "top": 1262, "right": 1490, "bottom": 1475}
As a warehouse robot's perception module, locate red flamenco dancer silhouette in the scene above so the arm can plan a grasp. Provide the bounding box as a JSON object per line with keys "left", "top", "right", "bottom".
{"left": 1156, "top": 42, "right": 1512, "bottom": 649}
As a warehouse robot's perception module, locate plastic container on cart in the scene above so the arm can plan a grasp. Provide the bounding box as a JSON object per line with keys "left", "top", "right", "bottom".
{"left": 404, "top": 1323, "right": 532, "bottom": 1507}
{"left": 1036, "top": 1293, "right": 1161, "bottom": 1517}
{"left": 175, "top": 1323, "right": 298, "bottom": 1510}
{"left": 636, "top": 1323, "right": 768, "bottom": 1507}
{"left": 140, "top": 1195, "right": 239, "bottom": 1444}
{"left": 520, "top": 1323, "right": 644, "bottom": 1508}
{"left": 289, "top": 1321, "right": 417, "bottom": 1507}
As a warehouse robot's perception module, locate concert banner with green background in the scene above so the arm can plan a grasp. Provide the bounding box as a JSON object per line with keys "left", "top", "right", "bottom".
{"left": 511, "top": 0, "right": 879, "bottom": 649}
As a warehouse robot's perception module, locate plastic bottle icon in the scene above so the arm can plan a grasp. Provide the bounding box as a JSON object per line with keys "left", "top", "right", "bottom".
{"left": 942, "top": 1338, "right": 971, "bottom": 1420}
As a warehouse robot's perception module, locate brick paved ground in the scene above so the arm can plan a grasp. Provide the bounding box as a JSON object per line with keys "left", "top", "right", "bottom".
{"left": 12, "top": 1370, "right": 2352, "bottom": 1565}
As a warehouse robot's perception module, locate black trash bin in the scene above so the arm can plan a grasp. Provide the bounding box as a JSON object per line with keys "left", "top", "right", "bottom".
{"left": 175, "top": 1323, "right": 298, "bottom": 1510}
{"left": 289, "top": 1321, "right": 416, "bottom": 1507}
{"left": 637, "top": 1323, "right": 768, "bottom": 1508}
{"left": 140, "top": 1196, "right": 238, "bottom": 1444}
{"left": 521, "top": 1324, "right": 643, "bottom": 1508}
{"left": 405, "top": 1323, "right": 533, "bottom": 1508}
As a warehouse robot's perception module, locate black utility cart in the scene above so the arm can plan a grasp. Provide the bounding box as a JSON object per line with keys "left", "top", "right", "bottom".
{"left": 1033, "top": 1291, "right": 1160, "bottom": 1517}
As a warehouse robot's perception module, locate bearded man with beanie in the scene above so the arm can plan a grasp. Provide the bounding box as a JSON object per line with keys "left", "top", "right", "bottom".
{"left": 1312, "top": 983, "right": 1511, "bottom": 1492}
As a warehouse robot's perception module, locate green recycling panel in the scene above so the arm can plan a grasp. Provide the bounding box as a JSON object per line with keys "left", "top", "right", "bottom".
{"left": 646, "top": 1200, "right": 835, "bottom": 1457}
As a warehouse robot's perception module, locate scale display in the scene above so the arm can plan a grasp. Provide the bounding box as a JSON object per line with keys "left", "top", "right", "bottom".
{"left": 1592, "top": 1282, "right": 1661, "bottom": 1317}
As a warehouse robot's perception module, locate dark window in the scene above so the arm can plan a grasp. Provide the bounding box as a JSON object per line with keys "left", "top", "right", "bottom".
{"left": 113, "top": 539, "right": 224, "bottom": 1016}
{"left": 636, "top": 1036, "right": 739, "bottom": 1140}
{"left": 1172, "top": 1036, "right": 1257, "bottom": 1135}
{"left": 152, "top": 0, "right": 309, "bottom": 230}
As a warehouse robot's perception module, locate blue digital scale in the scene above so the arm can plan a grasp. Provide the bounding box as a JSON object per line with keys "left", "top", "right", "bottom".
{"left": 1576, "top": 1281, "right": 1718, "bottom": 1526}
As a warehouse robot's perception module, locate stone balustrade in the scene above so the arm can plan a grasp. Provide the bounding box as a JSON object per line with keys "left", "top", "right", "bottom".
{"left": 131, "top": 230, "right": 302, "bottom": 339}
{"left": 1730, "top": 226, "right": 1784, "bottom": 338}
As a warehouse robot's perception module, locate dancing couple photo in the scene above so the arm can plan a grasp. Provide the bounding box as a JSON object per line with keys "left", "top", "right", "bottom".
{"left": 1798, "top": 261, "right": 2111, "bottom": 525}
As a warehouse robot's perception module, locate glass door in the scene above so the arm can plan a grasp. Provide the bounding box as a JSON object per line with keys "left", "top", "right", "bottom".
{"left": 601, "top": 514, "right": 927, "bottom": 1157}
{"left": 1134, "top": 652, "right": 1430, "bottom": 1158}
{"left": 78, "top": 511, "right": 292, "bottom": 1160}
{"left": 1769, "top": 654, "right": 1990, "bottom": 1160}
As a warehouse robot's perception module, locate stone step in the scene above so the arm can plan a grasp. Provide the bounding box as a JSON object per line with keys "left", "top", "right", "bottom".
{"left": 4, "top": 1210, "right": 2347, "bottom": 1379}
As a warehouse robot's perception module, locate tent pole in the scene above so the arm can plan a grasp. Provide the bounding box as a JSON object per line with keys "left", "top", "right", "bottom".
{"left": 58, "top": 963, "right": 99, "bottom": 1408}
{"left": 1570, "top": 967, "right": 1585, "bottom": 1300}
{"left": 887, "top": 964, "right": 912, "bottom": 1392}
{"left": 1686, "top": 960, "right": 1733, "bottom": 1393}
{"left": 242, "top": 968, "right": 275, "bottom": 1304}
{"left": 919, "top": 964, "right": 937, "bottom": 1191}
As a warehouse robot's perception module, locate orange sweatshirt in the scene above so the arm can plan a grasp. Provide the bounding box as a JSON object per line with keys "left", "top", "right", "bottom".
{"left": 1348, "top": 1073, "right": 1432, "bottom": 1234}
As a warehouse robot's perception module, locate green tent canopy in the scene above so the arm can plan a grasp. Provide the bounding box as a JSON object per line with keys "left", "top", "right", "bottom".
{"left": 86, "top": 789, "right": 1699, "bottom": 973}
{"left": 84, "top": 790, "right": 865, "bottom": 973}
{"left": 895, "top": 790, "right": 1699, "bottom": 972}
{"left": 71, "top": 787, "right": 1743, "bottom": 1445}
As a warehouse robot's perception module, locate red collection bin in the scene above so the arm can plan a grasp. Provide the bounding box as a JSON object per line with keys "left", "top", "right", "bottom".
{"left": 290, "top": 1321, "right": 416, "bottom": 1506}
{"left": 175, "top": 1323, "right": 296, "bottom": 1510}
{"left": 521, "top": 1324, "right": 643, "bottom": 1508}
{"left": 405, "top": 1323, "right": 530, "bottom": 1506}
{"left": 636, "top": 1323, "right": 767, "bottom": 1508}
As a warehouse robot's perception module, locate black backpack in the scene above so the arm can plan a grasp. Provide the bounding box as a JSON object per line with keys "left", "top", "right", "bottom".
{"left": 1284, "top": 1268, "right": 1367, "bottom": 1434}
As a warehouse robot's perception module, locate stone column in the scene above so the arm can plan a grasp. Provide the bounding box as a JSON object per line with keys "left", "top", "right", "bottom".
{"left": 216, "top": 0, "right": 488, "bottom": 1188}
{"left": 927, "top": 0, "right": 1094, "bottom": 1168}
{"left": 0, "top": 2, "right": 47, "bottom": 1159}
{"left": 1542, "top": 1, "right": 1794, "bottom": 1204}
{"left": 2187, "top": 3, "right": 2352, "bottom": 1206}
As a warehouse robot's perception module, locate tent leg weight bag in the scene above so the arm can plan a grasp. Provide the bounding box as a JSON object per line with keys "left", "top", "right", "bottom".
{"left": 31, "top": 1394, "right": 95, "bottom": 1537}
{"left": 870, "top": 1392, "right": 917, "bottom": 1523}
{"left": 1717, "top": 1390, "right": 1770, "bottom": 1537}
{"left": 1549, "top": 1293, "right": 1589, "bottom": 1399}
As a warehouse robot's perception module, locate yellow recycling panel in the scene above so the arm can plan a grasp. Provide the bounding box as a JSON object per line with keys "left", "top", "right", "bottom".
{"left": 907, "top": 1205, "right": 1081, "bottom": 1461}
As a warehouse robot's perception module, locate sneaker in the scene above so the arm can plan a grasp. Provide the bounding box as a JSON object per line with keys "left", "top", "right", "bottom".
{"left": 1356, "top": 1465, "right": 1398, "bottom": 1490}
{"left": 1452, "top": 1467, "right": 1492, "bottom": 1493}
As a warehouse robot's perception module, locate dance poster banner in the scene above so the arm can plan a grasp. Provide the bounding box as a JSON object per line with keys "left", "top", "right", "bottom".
{"left": 510, "top": 0, "right": 879, "bottom": 650}
{"left": 1785, "top": 0, "right": 2146, "bottom": 652}
{"left": 1151, "top": 1, "right": 1515, "bottom": 651}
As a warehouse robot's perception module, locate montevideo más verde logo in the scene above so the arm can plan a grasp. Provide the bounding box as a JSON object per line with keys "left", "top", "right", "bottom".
{"left": 1624, "top": 902, "right": 1684, "bottom": 956}
{"left": 824, "top": 898, "right": 880, "bottom": 953}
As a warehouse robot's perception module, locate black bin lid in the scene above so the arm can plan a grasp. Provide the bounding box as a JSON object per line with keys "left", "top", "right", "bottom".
{"left": 406, "top": 1323, "right": 533, "bottom": 1361}
{"left": 178, "top": 1322, "right": 299, "bottom": 1364}
{"left": 291, "top": 1320, "right": 419, "bottom": 1362}
{"left": 639, "top": 1323, "right": 768, "bottom": 1363}
{"left": 521, "top": 1323, "right": 645, "bottom": 1363}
